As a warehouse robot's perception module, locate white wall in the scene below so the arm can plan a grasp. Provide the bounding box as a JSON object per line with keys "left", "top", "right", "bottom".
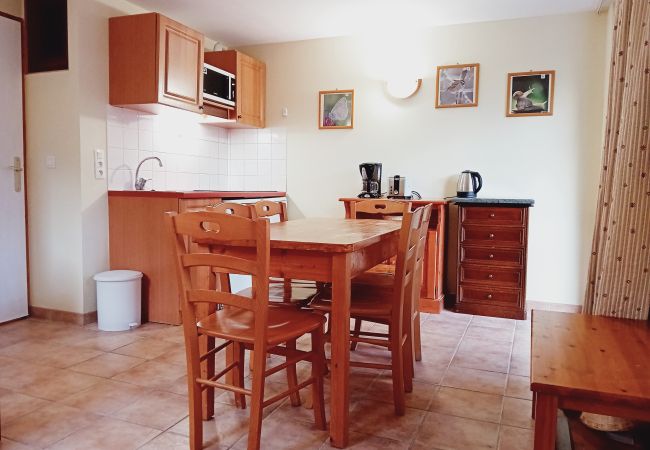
{"left": 241, "top": 12, "right": 609, "bottom": 306}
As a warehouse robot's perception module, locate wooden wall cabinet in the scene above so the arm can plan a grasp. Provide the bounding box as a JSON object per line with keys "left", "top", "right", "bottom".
{"left": 109, "top": 13, "right": 204, "bottom": 114}
{"left": 448, "top": 202, "right": 532, "bottom": 320}
{"left": 204, "top": 50, "right": 266, "bottom": 128}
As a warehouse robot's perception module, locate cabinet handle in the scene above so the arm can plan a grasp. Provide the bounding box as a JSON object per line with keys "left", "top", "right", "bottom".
{"left": 486, "top": 294, "right": 493, "bottom": 299}
{"left": 488, "top": 274, "right": 494, "bottom": 279}
{"left": 489, "top": 254, "right": 494, "bottom": 259}
{"left": 237, "top": 114, "right": 242, "bottom": 119}
{"left": 489, "top": 233, "right": 495, "bottom": 239}
{"left": 489, "top": 213, "right": 495, "bottom": 218}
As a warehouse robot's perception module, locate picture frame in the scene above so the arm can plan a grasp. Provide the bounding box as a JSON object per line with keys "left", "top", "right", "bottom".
{"left": 319, "top": 90, "right": 354, "bottom": 129}
{"left": 506, "top": 70, "right": 555, "bottom": 117}
{"left": 435, "top": 63, "right": 480, "bottom": 108}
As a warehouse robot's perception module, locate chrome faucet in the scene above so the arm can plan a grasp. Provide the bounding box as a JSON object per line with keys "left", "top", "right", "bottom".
{"left": 134, "top": 156, "right": 163, "bottom": 190}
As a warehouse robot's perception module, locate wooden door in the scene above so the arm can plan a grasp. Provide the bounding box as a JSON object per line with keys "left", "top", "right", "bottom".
{"left": 236, "top": 52, "right": 266, "bottom": 128}
{"left": 158, "top": 15, "right": 203, "bottom": 112}
{"left": 0, "top": 14, "right": 28, "bottom": 323}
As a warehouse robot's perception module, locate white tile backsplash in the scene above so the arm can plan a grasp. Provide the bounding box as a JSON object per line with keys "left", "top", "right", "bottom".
{"left": 106, "top": 106, "right": 286, "bottom": 192}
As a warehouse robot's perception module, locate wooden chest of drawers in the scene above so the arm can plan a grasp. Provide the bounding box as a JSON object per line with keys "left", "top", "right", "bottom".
{"left": 451, "top": 203, "right": 531, "bottom": 319}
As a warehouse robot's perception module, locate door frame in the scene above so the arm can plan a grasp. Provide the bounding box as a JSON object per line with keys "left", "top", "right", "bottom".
{"left": 0, "top": 10, "right": 30, "bottom": 318}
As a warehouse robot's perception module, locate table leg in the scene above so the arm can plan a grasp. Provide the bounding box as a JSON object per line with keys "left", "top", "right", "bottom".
{"left": 533, "top": 393, "right": 558, "bottom": 450}
{"left": 329, "top": 253, "right": 351, "bottom": 448}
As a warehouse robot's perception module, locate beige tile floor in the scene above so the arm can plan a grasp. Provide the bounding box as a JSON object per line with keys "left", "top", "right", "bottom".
{"left": 0, "top": 310, "right": 534, "bottom": 449}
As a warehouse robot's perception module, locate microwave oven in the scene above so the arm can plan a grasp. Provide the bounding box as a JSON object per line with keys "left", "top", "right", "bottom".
{"left": 203, "top": 63, "right": 236, "bottom": 107}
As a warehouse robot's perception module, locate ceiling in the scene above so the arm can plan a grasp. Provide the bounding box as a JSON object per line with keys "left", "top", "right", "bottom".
{"left": 129, "top": 0, "right": 606, "bottom": 47}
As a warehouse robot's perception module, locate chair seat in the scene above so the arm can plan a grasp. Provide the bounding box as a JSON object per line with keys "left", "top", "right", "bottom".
{"left": 237, "top": 282, "right": 320, "bottom": 305}
{"left": 197, "top": 305, "right": 325, "bottom": 346}
{"left": 310, "top": 285, "right": 393, "bottom": 318}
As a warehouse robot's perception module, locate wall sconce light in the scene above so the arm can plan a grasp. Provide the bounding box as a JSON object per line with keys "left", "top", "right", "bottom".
{"left": 385, "top": 78, "right": 422, "bottom": 99}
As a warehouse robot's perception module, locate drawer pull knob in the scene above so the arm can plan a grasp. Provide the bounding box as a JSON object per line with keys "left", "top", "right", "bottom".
{"left": 487, "top": 294, "right": 493, "bottom": 299}
{"left": 489, "top": 254, "right": 494, "bottom": 259}
{"left": 489, "top": 213, "right": 495, "bottom": 218}
{"left": 488, "top": 274, "right": 494, "bottom": 279}
{"left": 489, "top": 233, "right": 495, "bottom": 239}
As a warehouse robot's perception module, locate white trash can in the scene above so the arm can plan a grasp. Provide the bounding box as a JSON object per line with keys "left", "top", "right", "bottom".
{"left": 94, "top": 270, "right": 143, "bottom": 331}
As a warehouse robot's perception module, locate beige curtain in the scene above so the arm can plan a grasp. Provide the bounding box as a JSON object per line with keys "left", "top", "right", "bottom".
{"left": 584, "top": 0, "right": 650, "bottom": 320}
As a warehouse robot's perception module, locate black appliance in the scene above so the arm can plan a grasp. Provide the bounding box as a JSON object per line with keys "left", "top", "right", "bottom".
{"left": 358, "top": 162, "right": 382, "bottom": 198}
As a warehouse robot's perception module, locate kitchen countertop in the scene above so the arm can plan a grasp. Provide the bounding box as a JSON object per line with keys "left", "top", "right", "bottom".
{"left": 107, "top": 190, "right": 286, "bottom": 199}
{"left": 450, "top": 197, "right": 535, "bottom": 207}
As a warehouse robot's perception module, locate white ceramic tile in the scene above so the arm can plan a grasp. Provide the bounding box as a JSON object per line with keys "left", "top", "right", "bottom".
{"left": 258, "top": 160, "right": 271, "bottom": 177}
{"left": 123, "top": 150, "right": 139, "bottom": 171}
{"left": 258, "top": 144, "right": 272, "bottom": 159}
{"left": 107, "top": 147, "right": 123, "bottom": 170}
{"left": 271, "top": 128, "right": 286, "bottom": 144}
{"left": 152, "top": 153, "right": 166, "bottom": 172}
{"left": 244, "top": 160, "right": 258, "bottom": 176}
{"left": 107, "top": 107, "right": 124, "bottom": 128}
{"left": 258, "top": 176, "right": 272, "bottom": 190}
{"left": 107, "top": 126, "right": 123, "bottom": 148}
{"left": 244, "top": 175, "right": 260, "bottom": 190}
{"left": 244, "top": 144, "right": 258, "bottom": 160}
{"left": 123, "top": 110, "right": 139, "bottom": 129}
{"left": 165, "top": 172, "right": 180, "bottom": 190}
{"left": 271, "top": 160, "right": 286, "bottom": 176}
{"left": 124, "top": 128, "right": 138, "bottom": 150}
{"left": 108, "top": 169, "right": 132, "bottom": 190}
{"left": 230, "top": 144, "right": 244, "bottom": 159}
{"left": 229, "top": 175, "right": 244, "bottom": 190}
{"left": 243, "top": 129, "right": 258, "bottom": 143}
{"left": 198, "top": 174, "right": 210, "bottom": 190}
{"left": 271, "top": 143, "right": 286, "bottom": 160}
{"left": 257, "top": 129, "right": 272, "bottom": 144}
{"left": 229, "top": 159, "right": 244, "bottom": 176}
{"left": 209, "top": 175, "right": 220, "bottom": 190}
{"left": 138, "top": 130, "right": 154, "bottom": 151}
{"left": 271, "top": 175, "right": 286, "bottom": 191}
{"left": 217, "top": 159, "right": 228, "bottom": 175}
{"left": 218, "top": 143, "right": 229, "bottom": 159}
{"left": 138, "top": 115, "right": 154, "bottom": 131}
{"left": 232, "top": 129, "right": 248, "bottom": 144}
{"left": 196, "top": 140, "right": 212, "bottom": 157}
{"left": 151, "top": 171, "right": 167, "bottom": 191}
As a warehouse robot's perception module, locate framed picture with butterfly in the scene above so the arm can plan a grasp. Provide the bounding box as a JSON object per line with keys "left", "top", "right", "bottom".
{"left": 435, "top": 63, "right": 480, "bottom": 108}
{"left": 319, "top": 89, "right": 354, "bottom": 129}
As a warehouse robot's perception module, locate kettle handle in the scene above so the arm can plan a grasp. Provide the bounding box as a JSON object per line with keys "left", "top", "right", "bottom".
{"left": 472, "top": 172, "right": 483, "bottom": 194}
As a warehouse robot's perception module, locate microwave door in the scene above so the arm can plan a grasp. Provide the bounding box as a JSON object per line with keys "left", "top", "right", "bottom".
{"left": 203, "top": 67, "right": 235, "bottom": 107}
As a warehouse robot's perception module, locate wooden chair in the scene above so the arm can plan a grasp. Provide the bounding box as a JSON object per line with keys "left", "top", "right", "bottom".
{"left": 167, "top": 211, "right": 327, "bottom": 450}
{"left": 311, "top": 206, "right": 424, "bottom": 415}
{"left": 347, "top": 199, "right": 411, "bottom": 348}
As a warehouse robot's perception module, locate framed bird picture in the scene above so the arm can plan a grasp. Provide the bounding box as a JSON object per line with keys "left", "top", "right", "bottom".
{"left": 506, "top": 70, "right": 555, "bottom": 117}
{"left": 319, "top": 90, "right": 354, "bottom": 129}
{"left": 435, "top": 63, "right": 479, "bottom": 108}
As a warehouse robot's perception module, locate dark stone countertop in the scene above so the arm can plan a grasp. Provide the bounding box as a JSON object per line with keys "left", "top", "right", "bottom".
{"left": 450, "top": 197, "right": 535, "bottom": 207}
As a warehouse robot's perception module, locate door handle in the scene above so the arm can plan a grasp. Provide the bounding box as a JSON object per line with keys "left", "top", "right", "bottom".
{"left": 7, "top": 156, "right": 23, "bottom": 192}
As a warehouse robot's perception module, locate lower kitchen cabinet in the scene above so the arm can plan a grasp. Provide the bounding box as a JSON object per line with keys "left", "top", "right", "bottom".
{"left": 447, "top": 200, "right": 533, "bottom": 320}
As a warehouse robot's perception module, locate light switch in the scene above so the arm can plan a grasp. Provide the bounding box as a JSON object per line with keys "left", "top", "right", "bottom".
{"left": 45, "top": 155, "right": 56, "bottom": 169}
{"left": 282, "top": 107, "right": 288, "bottom": 117}
{"left": 94, "top": 149, "right": 106, "bottom": 179}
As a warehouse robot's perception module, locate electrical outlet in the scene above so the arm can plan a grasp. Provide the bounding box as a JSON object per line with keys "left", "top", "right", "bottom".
{"left": 94, "top": 149, "right": 106, "bottom": 179}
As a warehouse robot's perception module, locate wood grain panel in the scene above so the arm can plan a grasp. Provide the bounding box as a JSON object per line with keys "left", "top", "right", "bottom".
{"left": 460, "top": 264, "right": 522, "bottom": 288}
{"left": 460, "top": 246, "right": 524, "bottom": 267}
{"left": 461, "top": 206, "right": 525, "bottom": 226}
{"left": 461, "top": 224, "right": 525, "bottom": 247}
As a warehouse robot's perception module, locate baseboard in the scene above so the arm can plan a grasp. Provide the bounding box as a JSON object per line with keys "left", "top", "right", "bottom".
{"left": 28, "top": 306, "right": 97, "bottom": 326}
{"left": 527, "top": 301, "right": 582, "bottom": 314}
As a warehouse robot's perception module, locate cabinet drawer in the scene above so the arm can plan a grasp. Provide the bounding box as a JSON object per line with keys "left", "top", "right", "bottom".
{"left": 460, "top": 265, "right": 522, "bottom": 288}
{"left": 461, "top": 206, "right": 525, "bottom": 225}
{"left": 461, "top": 225, "right": 525, "bottom": 247}
{"left": 460, "top": 246, "right": 524, "bottom": 267}
{"left": 459, "top": 285, "right": 521, "bottom": 307}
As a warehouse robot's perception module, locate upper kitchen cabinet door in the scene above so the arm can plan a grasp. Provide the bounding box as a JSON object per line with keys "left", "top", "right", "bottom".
{"left": 236, "top": 52, "right": 266, "bottom": 128}
{"left": 158, "top": 15, "right": 203, "bottom": 112}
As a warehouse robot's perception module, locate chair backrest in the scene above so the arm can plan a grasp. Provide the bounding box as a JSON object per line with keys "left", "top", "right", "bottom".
{"left": 389, "top": 206, "right": 425, "bottom": 334}
{"left": 167, "top": 211, "right": 271, "bottom": 344}
{"left": 254, "top": 200, "right": 288, "bottom": 222}
{"left": 206, "top": 202, "right": 255, "bottom": 218}
{"left": 352, "top": 199, "right": 411, "bottom": 220}
{"left": 412, "top": 204, "right": 432, "bottom": 311}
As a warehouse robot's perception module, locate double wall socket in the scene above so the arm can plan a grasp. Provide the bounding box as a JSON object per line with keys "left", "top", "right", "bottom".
{"left": 94, "top": 149, "right": 106, "bottom": 179}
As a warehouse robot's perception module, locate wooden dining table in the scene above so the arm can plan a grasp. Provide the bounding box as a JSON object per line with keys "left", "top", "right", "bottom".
{"left": 216, "top": 218, "right": 402, "bottom": 447}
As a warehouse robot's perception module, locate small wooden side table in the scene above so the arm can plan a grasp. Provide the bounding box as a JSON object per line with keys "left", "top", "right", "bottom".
{"left": 531, "top": 311, "right": 650, "bottom": 450}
